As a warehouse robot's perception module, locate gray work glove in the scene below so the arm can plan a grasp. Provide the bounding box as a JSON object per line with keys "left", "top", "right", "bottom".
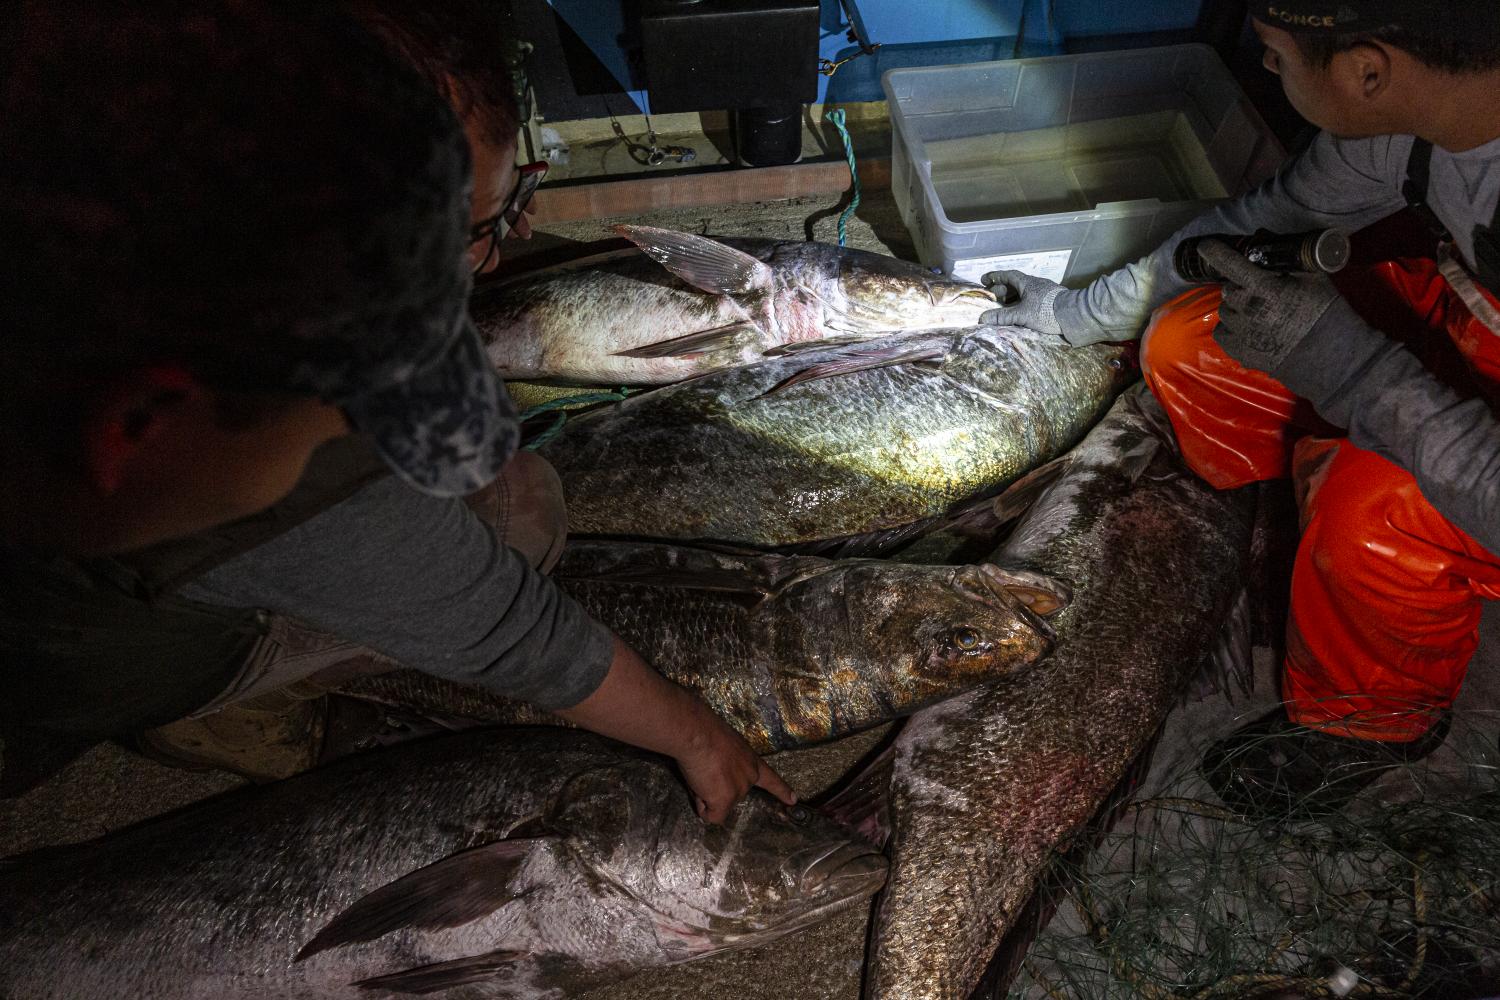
{"left": 978, "top": 269, "right": 1118, "bottom": 346}
{"left": 1202, "top": 243, "right": 1500, "bottom": 558}
{"left": 1197, "top": 240, "right": 1347, "bottom": 376}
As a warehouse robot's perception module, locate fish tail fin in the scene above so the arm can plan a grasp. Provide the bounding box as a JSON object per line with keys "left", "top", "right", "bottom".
{"left": 614, "top": 224, "right": 774, "bottom": 298}
{"left": 819, "top": 748, "right": 894, "bottom": 848}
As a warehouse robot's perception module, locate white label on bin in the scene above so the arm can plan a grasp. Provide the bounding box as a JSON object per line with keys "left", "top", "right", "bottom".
{"left": 952, "top": 249, "right": 1073, "bottom": 285}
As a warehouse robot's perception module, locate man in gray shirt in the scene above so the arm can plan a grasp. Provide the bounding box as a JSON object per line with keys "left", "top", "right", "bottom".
{"left": 0, "top": 3, "right": 793, "bottom": 825}
{"left": 979, "top": 0, "right": 1500, "bottom": 816}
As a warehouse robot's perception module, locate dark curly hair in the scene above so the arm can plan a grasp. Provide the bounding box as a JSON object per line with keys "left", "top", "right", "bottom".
{"left": 345, "top": 0, "right": 521, "bottom": 146}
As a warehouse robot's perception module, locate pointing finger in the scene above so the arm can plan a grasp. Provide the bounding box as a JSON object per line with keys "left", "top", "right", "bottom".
{"left": 755, "top": 762, "right": 798, "bottom": 806}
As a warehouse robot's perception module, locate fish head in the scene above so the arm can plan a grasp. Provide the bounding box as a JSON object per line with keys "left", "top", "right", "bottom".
{"left": 551, "top": 764, "right": 885, "bottom": 959}
{"left": 828, "top": 250, "right": 997, "bottom": 332}
{"left": 831, "top": 562, "right": 1066, "bottom": 697}
{"left": 652, "top": 795, "right": 888, "bottom": 954}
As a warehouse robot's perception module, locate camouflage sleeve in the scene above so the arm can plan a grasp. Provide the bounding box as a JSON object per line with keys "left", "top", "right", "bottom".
{"left": 1075, "top": 131, "right": 1412, "bottom": 339}
{"left": 179, "top": 475, "right": 613, "bottom": 710}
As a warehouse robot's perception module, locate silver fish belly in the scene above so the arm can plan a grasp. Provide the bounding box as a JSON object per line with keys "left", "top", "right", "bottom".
{"left": 474, "top": 228, "right": 994, "bottom": 385}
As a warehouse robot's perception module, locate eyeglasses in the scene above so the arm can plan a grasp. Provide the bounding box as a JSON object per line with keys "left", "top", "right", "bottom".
{"left": 469, "top": 161, "right": 547, "bottom": 275}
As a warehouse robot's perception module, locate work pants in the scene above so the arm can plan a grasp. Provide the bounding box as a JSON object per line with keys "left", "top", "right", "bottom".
{"left": 1142, "top": 259, "right": 1500, "bottom": 741}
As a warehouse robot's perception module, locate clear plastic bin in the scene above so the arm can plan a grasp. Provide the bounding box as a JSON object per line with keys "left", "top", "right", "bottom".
{"left": 883, "top": 45, "right": 1285, "bottom": 285}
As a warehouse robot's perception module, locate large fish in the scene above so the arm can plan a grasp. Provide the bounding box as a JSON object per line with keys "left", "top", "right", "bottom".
{"left": 475, "top": 226, "right": 996, "bottom": 385}
{"left": 0, "top": 728, "right": 887, "bottom": 1000}
{"left": 830, "top": 386, "right": 1255, "bottom": 1000}
{"left": 539, "top": 327, "right": 1133, "bottom": 548}
{"left": 340, "top": 539, "right": 1065, "bottom": 753}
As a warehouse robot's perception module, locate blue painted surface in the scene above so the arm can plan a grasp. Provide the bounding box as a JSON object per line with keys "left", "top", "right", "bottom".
{"left": 545, "top": 0, "right": 1204, "bottom": 113}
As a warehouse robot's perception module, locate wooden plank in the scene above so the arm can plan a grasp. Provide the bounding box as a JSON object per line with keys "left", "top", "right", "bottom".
{"left": 531, "top": 158, "right": 892, "bottom": 225}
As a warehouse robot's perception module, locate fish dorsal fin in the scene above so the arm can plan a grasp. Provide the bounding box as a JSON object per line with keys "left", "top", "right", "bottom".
{"left": 295, "top": 838, "right": 551, "bottom": 962}
{"left": 613, "top": 224, "right": 774, "bottom": 297}
{"left": 611, "top": 321, "right": 762, "bottom": 359}
{"left": 353, "top": 950, "right": 530, "bottom": 994}
{"left": 559, "top": 563, "right": 778, "bottom": 610}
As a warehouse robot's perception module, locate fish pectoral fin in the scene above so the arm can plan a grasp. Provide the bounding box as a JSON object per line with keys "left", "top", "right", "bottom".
{"left": 353, "top": 950, "right": 530, "bottom": 995}
{"left": 295, "top": 838, "right": 551, "bottom": 962}
{"left": 613, "top": 224, "right": 774, "bottom": 297}
{"left": 759, "top": 343, "right": 949, "bottom": 397}
{"left": 611, "top": 322, "right": 762, "bottom": 359}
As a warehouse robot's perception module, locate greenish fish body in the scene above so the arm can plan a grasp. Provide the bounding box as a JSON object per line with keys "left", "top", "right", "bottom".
{"left": 539, "top": 326, "right": 1132, "bottom": 548}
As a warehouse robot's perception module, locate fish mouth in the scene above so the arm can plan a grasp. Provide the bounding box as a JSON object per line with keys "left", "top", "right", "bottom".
{"left": 796, "top": 839, "right": 889, "bottom": 892}
{"left": 935, "top": 284, "right": 998, "bottom": 307}
{"left": 963, "top": 564, "right": 1061, "bottom": 644}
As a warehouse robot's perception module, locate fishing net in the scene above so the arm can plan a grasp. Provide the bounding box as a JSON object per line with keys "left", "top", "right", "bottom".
{"left": 1008, "top": 710, "right": 1500, "bottom": 1000}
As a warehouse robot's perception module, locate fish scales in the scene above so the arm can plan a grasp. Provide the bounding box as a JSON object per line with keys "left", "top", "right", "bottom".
{"left": 539, "top": 327, "right": 1131, "bottom": 548}
{"left": 0, "top": 728, "right": 887, "bottom": 1000}
{"left": 341, "top": 540, "right": 1058, "bottom": 753}
{"left": 846, "top": 387, "right": 1256, "bottom": 999}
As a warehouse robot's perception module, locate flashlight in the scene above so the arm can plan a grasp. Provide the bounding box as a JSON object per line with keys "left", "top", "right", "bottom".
{"left": 1174, "top": 228, "right": 1351, "bottom": 284}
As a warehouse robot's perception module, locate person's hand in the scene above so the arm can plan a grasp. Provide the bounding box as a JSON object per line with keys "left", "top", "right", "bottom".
{"left": 553, "top": 635, "right": 795, "bottom": 825}
{"left": 673, "top": 713, "right": 797, "bottom": 824}
{"left": 978, "top": 269, "right": 1065, "bottom": 335}
{"left": 978, "top": 269, "right": 1119, "bottom": 346}
{"left": 1198, "top": 239, "right": 1344, "bottom": 375}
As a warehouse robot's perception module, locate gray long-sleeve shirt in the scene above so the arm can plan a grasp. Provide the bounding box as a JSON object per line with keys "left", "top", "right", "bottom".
{"left": 181, "top": 474, "right": 614, "bottom": 710}
{"left": 1084, "top": 131, "right": 1500, "bottom": 334}
{"left": 1082, "top": 129, "right": 1500, "bottom": 555}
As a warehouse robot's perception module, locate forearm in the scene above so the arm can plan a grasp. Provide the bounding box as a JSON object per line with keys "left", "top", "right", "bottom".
{"left": 552, "top": 636, "right": 727, "bottom": 759}
{"left": 1278, "top": 313, "right": 1500, "bottom": 556}
{"left": 1078, "top": 132, "right": 1406, "bottom": 338}
{"left": 1341, "top": 350, "right": 1500, "bottom": 556}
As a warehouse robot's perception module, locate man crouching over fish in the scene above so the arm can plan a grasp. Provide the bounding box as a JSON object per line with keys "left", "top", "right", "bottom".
{"left": 982, "top": 0, "right": 1500, "bottom": 818}
{"left": 0, "top": 1, "right": 794, "bottom": 824}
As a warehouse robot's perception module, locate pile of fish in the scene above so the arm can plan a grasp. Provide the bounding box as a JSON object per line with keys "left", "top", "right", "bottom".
{"left": 4, "top": 228, "right": 1253, "bottom": 1000}
{"left": 0, "top": 730, "right": 887, "bottom": 999}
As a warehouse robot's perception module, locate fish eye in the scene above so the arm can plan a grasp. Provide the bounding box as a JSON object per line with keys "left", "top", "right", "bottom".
{"left": 1109, "top": 358, "right": 1123, "bottom": 370}
{"left": 952, "top": 627, "right": 981, "bottom": 650}
{"left": 788, "top": 805, "right": 812, "bottom": 825}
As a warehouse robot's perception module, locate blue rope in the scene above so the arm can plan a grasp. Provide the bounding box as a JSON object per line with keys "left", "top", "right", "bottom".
{"left": 827, "top": 108, "right": 860, "bottom": 248}
{"left": 519, "top": 388, "right": 634, "bottom": 451}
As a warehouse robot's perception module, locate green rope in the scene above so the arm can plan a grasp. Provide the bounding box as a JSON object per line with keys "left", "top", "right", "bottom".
{"left": 519, "top": 388, "right": 634, "bottom": 451}
{"left": 827, "top": 108, "right": 860, "bottom": 247}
